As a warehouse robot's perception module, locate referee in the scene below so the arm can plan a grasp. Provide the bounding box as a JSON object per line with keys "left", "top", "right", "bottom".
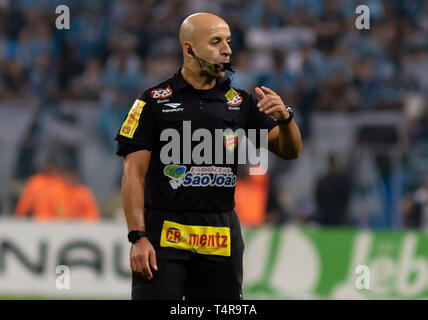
{"left": 115, "top": 12, "right": 302, "bottom": 300}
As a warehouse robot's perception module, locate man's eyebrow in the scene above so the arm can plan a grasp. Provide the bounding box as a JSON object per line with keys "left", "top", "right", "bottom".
{"left": 210, "top": 35, "right": 232, "bottom": 41}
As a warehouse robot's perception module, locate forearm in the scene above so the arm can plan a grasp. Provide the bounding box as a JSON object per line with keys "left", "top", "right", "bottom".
{"left": 277, "top": 120, "right": 302, "bottom": 159}
{"left": 122, "top": 172, "right": 146, "bottom": 231}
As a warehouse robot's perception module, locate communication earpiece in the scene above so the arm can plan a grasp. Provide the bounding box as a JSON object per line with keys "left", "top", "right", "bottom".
{"left": 186, "top": 46, "right": 235, "bottom": 73}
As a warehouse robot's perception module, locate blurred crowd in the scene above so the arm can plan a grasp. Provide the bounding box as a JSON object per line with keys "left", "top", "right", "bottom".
{"left": 1, "top": 0, "right": 427, "bottom": 135}
{"left": 0, "top": 0, "right": 427, "bottom": 228}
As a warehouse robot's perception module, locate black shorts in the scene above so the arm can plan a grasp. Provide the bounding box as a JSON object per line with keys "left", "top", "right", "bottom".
{"left": 131, "top": 208, "right": 244, "bottom": 300}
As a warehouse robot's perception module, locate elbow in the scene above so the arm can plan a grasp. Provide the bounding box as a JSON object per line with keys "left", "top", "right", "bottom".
{"left": 283, "top": 152, "right": 299, "bottom": 160}
{"left": 281, "top": 143, "right": 302, "bottom": 160}
{"left": 289, "top": 153, "right": 301, "bottom": 160}
{"left": 293, "top": 145, "right": 303, "bottom": 159}
{"left": 292, "top": 140, "right": 303, "bottom": 159}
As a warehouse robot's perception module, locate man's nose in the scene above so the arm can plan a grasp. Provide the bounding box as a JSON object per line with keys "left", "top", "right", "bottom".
{"left": 221, "top": 42, "right": 232, "bottom": 57}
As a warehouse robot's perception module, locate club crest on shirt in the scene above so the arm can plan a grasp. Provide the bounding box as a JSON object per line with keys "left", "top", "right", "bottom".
{"left": 225, "top": 88, "right": 243, "bottom": 107}
{"left": 223, "top": 130, "right": 238, "bottom": 152}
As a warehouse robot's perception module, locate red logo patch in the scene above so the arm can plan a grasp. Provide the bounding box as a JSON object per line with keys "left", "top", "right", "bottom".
{"left": 226, "top": 93, "right": 243, "bottom": 107}
{"left": 150, "top": 86, "right": 173, "bottom": 99}
{"left": 224, "top": 134, "right": 238, "bottom": 152}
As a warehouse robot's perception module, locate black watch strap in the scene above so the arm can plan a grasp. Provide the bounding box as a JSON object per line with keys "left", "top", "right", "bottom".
{"left": 128, "top": 230, "right": 148, "bottom": 243}
{"left": 275, "top": 106, "right": 294, "bottom": 124}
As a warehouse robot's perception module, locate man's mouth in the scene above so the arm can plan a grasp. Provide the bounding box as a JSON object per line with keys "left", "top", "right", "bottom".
{"left": 216, "top": 63, "right": 227, "bottom": 71}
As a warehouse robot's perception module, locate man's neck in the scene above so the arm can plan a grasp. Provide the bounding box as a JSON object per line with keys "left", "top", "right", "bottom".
{"left": 181, "top": 66, "right": 217, "bottom": 90}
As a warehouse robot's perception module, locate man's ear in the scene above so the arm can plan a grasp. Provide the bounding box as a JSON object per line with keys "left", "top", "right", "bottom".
{"left": 184, "top": 42, "right": 194, "bottom": 58}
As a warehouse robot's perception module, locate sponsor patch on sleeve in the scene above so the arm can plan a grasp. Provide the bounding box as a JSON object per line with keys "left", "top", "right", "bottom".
{"left": 160, "top": 220, "right": 231, "bottom": 256}
{"left": 119, "top": 99, "right": 146, "bottom": 138}
{"left": 150, "top": 86, "right": 173, "bottom": 99}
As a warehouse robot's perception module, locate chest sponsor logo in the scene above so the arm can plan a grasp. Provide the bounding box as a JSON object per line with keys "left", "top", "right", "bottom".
{"left": 119, "top": 99, "right": 146, "bottom": 138}
{"left": 162, "top": 102, "right": 183, "bottom": 112}
{"left": 225, "top": 88, "right": 243, "bottom": 107}
{"left": 160, "top": 220, "right": 231, "bottom": 256}
{"left": 150, "top": 85, "right": 173, "bottom": 99}
{"left": 164, "top": 103, "right": 182, "bottom": 108}
{"left": 164, "top": 165, "right": 236, "bottom": 190}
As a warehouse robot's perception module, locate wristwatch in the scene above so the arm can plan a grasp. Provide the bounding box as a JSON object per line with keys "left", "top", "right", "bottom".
{"left": 275, "top": 106, "right": 294, "bottom": 125}
{"left": 128, "top": 230, "right": 147, "bottom": 243}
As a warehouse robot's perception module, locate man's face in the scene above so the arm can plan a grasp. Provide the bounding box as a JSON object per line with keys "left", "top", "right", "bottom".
{"left": 195, "top": 24, "right": 232, "bottom": 78}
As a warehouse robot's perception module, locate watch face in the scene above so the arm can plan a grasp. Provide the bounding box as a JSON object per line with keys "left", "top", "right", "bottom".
{"left": 128, "top": 230, "right": 147, "bottom": 243}
{"left": 131, "top": 232, "right": 139, "bottom": 241}
{"left": 128, "top": 231, "right": 141, "bottom": 242}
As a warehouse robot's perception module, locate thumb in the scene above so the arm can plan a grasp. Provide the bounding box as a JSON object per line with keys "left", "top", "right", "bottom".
{"left": 254, "top": 87, "right": 265, "bottom": 100}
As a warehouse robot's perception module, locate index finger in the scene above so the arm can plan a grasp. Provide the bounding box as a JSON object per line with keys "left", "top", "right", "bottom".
{"left": 254, "top": 87, "right": 265, "bottom": 100}
{"left": 141, "top": 256, "right": 153, "bottom": 280}
{"left": 261, "top": 86, "right": 276, "bottom": 95}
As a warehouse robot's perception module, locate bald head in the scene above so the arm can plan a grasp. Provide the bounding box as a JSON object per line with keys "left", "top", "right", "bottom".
{"left": 179, "top": 13, "right": 230, "bottom": 45}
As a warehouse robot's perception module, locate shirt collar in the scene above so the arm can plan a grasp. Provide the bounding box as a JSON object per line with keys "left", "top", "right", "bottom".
{"left": 174, "top": 68, "right": 192, "bottom": 91}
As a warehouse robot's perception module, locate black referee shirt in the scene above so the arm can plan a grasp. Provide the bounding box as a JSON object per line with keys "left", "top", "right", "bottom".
{"left": 115, "top": 68, "right": 277, "bottom": 213}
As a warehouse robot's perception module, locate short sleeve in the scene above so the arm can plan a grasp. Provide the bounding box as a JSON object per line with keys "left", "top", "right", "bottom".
{"left": 246, "top": 93, "right": 277, "bottom": 132}
{"left": 115, "top": 91, "right": 157, "bottom": 157}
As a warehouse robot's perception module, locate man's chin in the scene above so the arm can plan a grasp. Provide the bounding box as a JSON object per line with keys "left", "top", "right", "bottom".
{"left": 215, "top": 68, "right": 226, "bottom": 77}
{"left": 201, "top": 67, "right": 226, "bottom": 78}
{"left": 218, "top": 70, "right": 226, "bottom": 77}
{"left": 208, "top": 71, "right": 225, "bottom": 79}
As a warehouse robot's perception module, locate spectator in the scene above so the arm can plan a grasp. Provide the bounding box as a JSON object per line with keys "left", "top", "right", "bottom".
{"left": 265, "top": 179, "right": 289, "bottom": 225}
{"left": 61, "top": 167, "right": 100, "bottom": 222}
{"left": 65, "top": 5, "right": 110, "bottom": 62}
{"left": 29, "top": 53, "right": 59, "bottom": 103}
{"left": 97, "top": 86, "right": 129, "bottom": 153}
{"left": 352, "top": 57, "right": 379, "bottom": 110}
{"left": 315, "top": 153, "right": 351, "bottom": 226}
{"left": 13, "top": 22, "right": 53, "bottom": 70}
{"left": 235, "top": 165, "right": 270, "bottom": 227}
{"left": 1, "top": 58, "right": 29, "bottom": 99}
{"left": 69, "top": 57, "right": 103, "bottom": 100}
{"left": 402, "top": 173, "right": 428, "bottom": 229}
{"left": 15, "top": 158, "right": 99, "bottom": 222}
{"left": 103, "top": 33, "right": 142, "bottom": 97}
{"left": 408, "top": 104, "right": 428, "bottom": 144}
{"left": 15, "top": 158, "right": 69, "bottom": 220}
{"left": 318, "top": 71, "right": 360, "bottom": 111}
